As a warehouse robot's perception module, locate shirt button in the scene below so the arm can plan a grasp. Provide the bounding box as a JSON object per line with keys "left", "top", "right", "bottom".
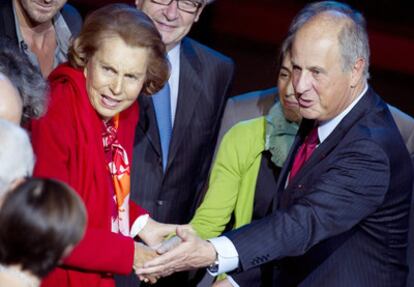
{"left": 156, "top": 200, "right": 164, "bottom": 206}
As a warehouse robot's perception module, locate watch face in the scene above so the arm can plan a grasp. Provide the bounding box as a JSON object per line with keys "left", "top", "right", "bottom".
{"left": 209, "top": 260, "right": 220, "bottom": 273}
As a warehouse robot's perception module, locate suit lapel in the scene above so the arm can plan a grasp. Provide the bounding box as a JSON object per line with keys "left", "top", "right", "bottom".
{"left": 137, "top": 94, "right": 162, "bottom": 157}
{"left": 166, "top": 38, "right": 203, "bottom": 169}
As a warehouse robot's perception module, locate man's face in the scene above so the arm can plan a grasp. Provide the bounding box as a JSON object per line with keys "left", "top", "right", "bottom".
{"left": 15, "top": 0, "right": 67, "bottom": 25}
{"left": 278, "top": 52, "right": 301, "bottom": 123}
{"left": 136, "top": 0, "right": 205, "bottom": 51}
{"left": 291, "top": 16, "right": 356, "bottom": 122}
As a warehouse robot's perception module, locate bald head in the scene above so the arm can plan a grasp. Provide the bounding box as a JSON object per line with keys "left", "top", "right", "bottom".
{"left": 0, "top": 74, "right": 23, "bottom": 124}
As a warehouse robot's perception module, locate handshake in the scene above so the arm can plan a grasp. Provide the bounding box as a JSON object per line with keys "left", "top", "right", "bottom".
{"left": 132, "top": 220, "right": 217, "bottom": 284}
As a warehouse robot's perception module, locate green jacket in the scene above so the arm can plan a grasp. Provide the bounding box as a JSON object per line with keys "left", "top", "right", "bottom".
{"left": 190, "top": 117, "right": 266, "bottom": 239}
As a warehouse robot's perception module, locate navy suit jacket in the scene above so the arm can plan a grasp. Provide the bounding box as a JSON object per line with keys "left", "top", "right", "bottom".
{"left": 226, "top": 87, "right": 413, "bottom": 287}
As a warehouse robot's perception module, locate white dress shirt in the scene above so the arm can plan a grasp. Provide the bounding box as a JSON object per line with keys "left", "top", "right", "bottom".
{"left": 167, "top": 44, "right": 181, "bottom": 125}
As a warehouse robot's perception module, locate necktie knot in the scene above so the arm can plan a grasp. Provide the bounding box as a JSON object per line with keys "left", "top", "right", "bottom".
{"left": 289, "top": 126, "right": 319, "bottom": 181}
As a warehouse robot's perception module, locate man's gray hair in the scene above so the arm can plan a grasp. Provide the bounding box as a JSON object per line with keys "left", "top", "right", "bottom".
{"left": 0, "top": 39, "right": 48, "bottom": 124}
{"left": 0, "top": 119, "right": 34, "bottom": 196}
{"left": 289, "top": 1, "right": 370, "bottom": 79}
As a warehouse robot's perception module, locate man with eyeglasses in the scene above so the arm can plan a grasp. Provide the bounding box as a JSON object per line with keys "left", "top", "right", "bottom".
{"left": 118, "top": 0, "right": 234, "bottom": 286}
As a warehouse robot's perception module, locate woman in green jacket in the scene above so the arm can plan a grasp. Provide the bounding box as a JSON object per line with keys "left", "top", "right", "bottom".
{"left": 189, "top": 36, "right": 302, "bottom": 286}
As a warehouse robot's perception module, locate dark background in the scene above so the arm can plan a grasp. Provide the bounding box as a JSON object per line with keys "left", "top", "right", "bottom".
{"left": 69, "top": 0, "right": 414, "bottom": 115}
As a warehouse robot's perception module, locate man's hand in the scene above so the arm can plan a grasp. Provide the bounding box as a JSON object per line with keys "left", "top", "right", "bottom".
{"left": 136, "top": 226, "right": 217, "bottom": 278}
{"left": 133, "top": 242, "right": 159, "bottom": 284}
{"left": 156, "top": 224, "right": 195, "bottom": 254}
{"left": 138, "top": 218, "right": 178, "bottom": 249}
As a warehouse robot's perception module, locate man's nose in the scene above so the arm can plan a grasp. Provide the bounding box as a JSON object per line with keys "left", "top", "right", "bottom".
{"left": 164, "top": 0, "right": 179, "bottom": 20}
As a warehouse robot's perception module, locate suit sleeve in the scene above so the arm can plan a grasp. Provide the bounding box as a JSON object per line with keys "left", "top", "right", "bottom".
{"left": 226, "top": 139, "right": 390, "bottom": 271}
{"left": 190, "top": 122, "right": 256, "bottom": 239}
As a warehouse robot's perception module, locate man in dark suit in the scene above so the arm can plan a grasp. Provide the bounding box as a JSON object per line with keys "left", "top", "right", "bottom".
{"left": 117, "top": 0, "right": 233, "bottom": 286}
{"left": 136, "top": 2, "right": 413, "bottom": 286}
{"left": 0, "top": 0, "right": 82, "bottom": 77}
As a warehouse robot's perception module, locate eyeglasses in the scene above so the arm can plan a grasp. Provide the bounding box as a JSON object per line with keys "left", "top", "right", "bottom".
{"left": 150, "top": 0, "right": 204, "bottom": 14}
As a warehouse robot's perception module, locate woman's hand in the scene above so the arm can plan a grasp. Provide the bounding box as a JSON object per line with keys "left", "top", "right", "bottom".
{"left": 137, "top": 218, "right": 178, "bottom": 248}
{"left": 133, "top": 242, "right": 159, "bottom": 284}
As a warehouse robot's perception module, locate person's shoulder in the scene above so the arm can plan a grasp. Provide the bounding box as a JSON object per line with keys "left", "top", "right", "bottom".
{"left": 0, "top": 0, "right": 12, "bottom": 11}
{"left": 219, "top": 117, "right": 266, "bottom": 160}
{"left": 60, "top": 3, "right": 82, "bottom": 37}
{"left": 230, "top": 87, "right": 278, "bottom": 106}
{"left": 387, "top": 105, "right": 414, "bottom": 155}
{"left": 182, "top": 37, "right": 233, "bottom": 65}
{"left": 225, "top": 117, "right": 266, "bottom": 143}
{"left": 0, "top": 0, "right": 16, "bottom": 38}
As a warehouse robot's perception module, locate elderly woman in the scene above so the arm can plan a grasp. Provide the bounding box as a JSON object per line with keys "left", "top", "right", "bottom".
{"left": 187, "top": 36, "right": 302, "bottom": 286}
{"left": 31, "top": 4, "right": 173, "bottom": 287}
{"left": 0, "top": 178, "right": 86, "bottom": 287}
{"left": 0, "top": 39, "right": 47, "bottom": 125}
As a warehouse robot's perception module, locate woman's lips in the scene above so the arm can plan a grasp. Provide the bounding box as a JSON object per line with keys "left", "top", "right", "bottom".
{"left": 101, "top": 95, "right": 120, "bottom": 109}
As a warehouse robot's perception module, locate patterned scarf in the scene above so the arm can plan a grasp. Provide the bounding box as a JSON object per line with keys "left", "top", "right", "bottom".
{"left": 102, "top": 114, "right": 130, "bottom": 211}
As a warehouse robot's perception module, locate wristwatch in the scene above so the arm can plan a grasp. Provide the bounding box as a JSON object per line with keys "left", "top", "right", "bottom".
{"left": 208, "top": 254, "right": 220, "bottom": 273}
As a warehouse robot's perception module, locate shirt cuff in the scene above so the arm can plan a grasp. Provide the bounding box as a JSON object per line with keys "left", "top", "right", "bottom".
{"left": 227, "top": 275, "right": 240, "bottom": 287}
{"left": 130, "top": 214, "right": 149, "bottom": 238}
{"left": 207, "top": 236, "right": 239, "bottom": 275}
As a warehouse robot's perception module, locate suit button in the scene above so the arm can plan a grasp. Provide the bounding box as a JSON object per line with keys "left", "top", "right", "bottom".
{"left": 156, "top": 200, "right": 164, "bottom": 206}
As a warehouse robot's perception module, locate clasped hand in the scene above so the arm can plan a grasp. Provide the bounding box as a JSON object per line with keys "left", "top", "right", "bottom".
{"left": 135, "top": 225, "right": 217, "bottom": 281}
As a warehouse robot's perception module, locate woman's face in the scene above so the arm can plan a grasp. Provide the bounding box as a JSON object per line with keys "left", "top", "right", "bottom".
{"left": 278, "top": 53, "right": 301, "bottom": 123}
{"left": 84, "top": 36, "right": 149, "bottom": 121}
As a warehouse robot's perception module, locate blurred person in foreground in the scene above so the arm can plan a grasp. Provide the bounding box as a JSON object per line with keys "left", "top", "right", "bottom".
{"left": 137, "top": 2, "right": 413, "bottom": 286}
{"left": 0, "top": 119, "right": 34, "bottom": 196}
{"left": 0, "top": 39, "right": 47, "bottom": 126}
{"left": 0, "top": 178, "right": 86, "bottom": 287}
{"left": 31, "top": 4, "right": 176, "bottom": 287}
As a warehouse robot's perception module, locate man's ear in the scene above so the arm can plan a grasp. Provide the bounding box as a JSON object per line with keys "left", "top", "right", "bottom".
{"left": 194, "top": 5, "right": 205, "bottom": 22}
{"left": 350, "top": 57, "right": 365, "bottom": 87}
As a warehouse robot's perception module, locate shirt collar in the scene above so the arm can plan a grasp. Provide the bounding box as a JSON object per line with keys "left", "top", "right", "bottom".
{"left": 318, "top": 83, "right": 368, "bottom": 143}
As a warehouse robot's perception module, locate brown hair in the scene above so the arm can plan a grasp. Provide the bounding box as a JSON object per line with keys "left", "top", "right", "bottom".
{"left": 68, "top": 4, "right": 169, "bottom": 95}
{"left": 0, "top": 178, "right": 86, "bottom": 278}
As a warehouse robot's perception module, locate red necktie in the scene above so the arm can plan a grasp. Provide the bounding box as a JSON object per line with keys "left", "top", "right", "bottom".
{"left": 289, "top": 127, "right": 319, "bottom": 181}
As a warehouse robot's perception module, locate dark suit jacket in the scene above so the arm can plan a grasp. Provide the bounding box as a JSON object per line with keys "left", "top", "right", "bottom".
{"left": 0, "top": 0, "right": 82, "bottom": 46}
{"left": 226, "top": 87, "right": 413, "bottom": 287}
